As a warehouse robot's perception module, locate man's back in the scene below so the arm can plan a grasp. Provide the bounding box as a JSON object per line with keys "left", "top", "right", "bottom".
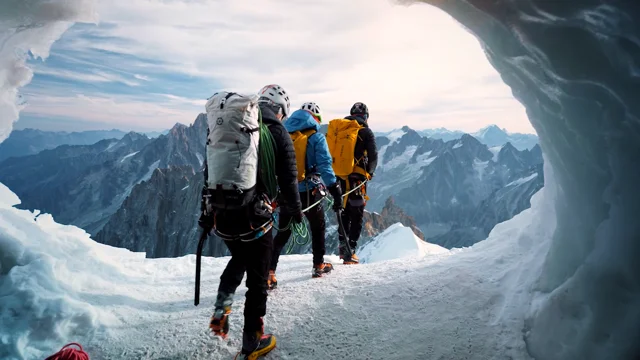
{"left": 344, "top": 114, "right": 378, "bottom": 178}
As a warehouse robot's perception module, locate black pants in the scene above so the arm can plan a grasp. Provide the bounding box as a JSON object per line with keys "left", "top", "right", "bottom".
{"left": 216, "top": 231, "right": 273, "bottom": 333}
{"left": 272, "top": 190, "right": 326, "bottom": 269}
{"left": 338, "top": 177, "right": 366, "bottom": 250}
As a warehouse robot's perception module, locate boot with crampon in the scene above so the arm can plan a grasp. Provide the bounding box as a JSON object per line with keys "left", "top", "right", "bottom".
{"left": 343, "top": 252, "right": 359, "bottom": 265}
{"left": 234, "top": 319, "right": 276, "bottom": 360}
{"left": 312, "top": 262, "right": 334, "bottom": 278}
{"left": 267, "top": 270, "right": 277, "bottom": 290}
{"left": 210, "top": 306, "right": 231, "bottom": 339}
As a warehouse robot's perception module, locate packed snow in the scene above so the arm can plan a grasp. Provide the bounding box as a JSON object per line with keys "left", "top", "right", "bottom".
{"left": 120, "top": 151, "right": 139, "bottom": 163}
{"left": 506, "top": 173, "right": 538, "bottom": 187}
{"left": 358, "top": 223, "right": 449, "bottom": 263}
{"left": 452, "top": 141, "right": 463, "bottom": 149}
{"left": 1, "top": 182, "right": 549, "bottom": 359}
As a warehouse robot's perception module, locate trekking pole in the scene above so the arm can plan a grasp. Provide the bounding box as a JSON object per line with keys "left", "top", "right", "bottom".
{"left": 194, "top": 226, "right": 211, "bottom": 306}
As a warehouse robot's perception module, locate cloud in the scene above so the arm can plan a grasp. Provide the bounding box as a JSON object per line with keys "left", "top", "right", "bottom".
{"left": 20, "top": 93, "right": 200, "bottom": 130}
{"left": 32, "top": 67, "right": 140, "bottom": 86}
{"left": 20, "top": 0, "right": 535, "bottom": 134}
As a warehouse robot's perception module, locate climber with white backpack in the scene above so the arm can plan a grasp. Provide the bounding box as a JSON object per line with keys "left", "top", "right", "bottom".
{"left": 196, "top": 84, "right": 302, "bottom": 360}
{"left": 268, "top": 102, "right": 343, "bottom": 288}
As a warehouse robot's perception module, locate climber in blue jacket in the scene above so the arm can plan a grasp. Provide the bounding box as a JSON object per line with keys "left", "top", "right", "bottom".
{"left": 268, "top": 102, "right": 343, "bottom": 287}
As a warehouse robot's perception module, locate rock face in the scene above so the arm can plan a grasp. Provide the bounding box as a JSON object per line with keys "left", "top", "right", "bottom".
{"left": 362, "top": 197, "right": 425, "bottom": 241}
{"left": 95, "top": 166, "right": 228, "bottom": 258}
{"left": 0, "top": 115, "right": 207, "bottom": 234}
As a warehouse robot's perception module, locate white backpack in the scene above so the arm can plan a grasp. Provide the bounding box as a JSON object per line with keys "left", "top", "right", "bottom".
{"left": 205, "top": 92, "right": 261, "bottom": 209}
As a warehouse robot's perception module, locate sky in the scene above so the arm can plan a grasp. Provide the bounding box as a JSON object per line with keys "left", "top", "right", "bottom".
{"left": 16, "top": 0, "right": 535, "bottom": 134}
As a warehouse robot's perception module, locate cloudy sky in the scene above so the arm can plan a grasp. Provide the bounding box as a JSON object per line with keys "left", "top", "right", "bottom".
{"left": 17, "top": 0, "right": 534, "bottom": 134}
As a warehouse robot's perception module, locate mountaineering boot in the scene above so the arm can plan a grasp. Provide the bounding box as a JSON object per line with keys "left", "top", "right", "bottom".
{"left": 312, "top": 263, "right": 334, "bottom": 278}
{"left": 343, "top": 253, "right": 359, "bottom": 265}
{"left": 267, "top": 270, "right": 277, "bottom": 290}
{"left": 234, "top": 320, "right": 277, "bottom": 360}
{"left": 210, "top": 306, "right": 231, "bottom": 339}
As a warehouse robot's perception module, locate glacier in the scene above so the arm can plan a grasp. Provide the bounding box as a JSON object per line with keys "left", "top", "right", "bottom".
{"left": 1, "top": 0, "right": 639, "bottom": 359}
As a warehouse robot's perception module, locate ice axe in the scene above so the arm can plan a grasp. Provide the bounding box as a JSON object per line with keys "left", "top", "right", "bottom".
{"left": 194, "top": 226, "right": 211, "bottom": 306}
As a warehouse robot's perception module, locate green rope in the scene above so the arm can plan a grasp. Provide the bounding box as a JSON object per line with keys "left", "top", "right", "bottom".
{"left": 275, "top": 195, "right": 336, "bottom": 255}
{"left": 258, "top": 108, "right": 277, "bottom": 200}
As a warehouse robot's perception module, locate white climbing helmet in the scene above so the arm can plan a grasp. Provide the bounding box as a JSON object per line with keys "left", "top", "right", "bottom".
{"left": 301, "top": 102, "right": 321, "bottom": 114}
{"left": 301, "top": 102, "right": 322, "bottom": 120}
{"left": 257, "top": 84, "right": 291, "bottom": 119}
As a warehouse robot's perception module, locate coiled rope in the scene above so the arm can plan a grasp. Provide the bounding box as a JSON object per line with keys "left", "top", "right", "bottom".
{"left": 275, "top": 179, "right": 368, "bottom": 254}
{"left": 45, "top": 343, "right": 89, "bottom": 360}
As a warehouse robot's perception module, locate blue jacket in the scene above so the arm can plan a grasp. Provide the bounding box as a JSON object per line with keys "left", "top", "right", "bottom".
{"left": 284, "top": 109, "right": 338, "bottom": 192}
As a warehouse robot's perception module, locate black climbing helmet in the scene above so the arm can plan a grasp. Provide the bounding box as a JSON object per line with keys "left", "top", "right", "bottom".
{"left": 350, "top": 102, "right": 369, "bottom": 120}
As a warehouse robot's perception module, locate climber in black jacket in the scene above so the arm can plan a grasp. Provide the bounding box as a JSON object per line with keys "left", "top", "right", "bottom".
{"left": 199, "top": 84, "right": 302, "bottom": 358}
{"left": 338, "top": 102, "right": 378, "bottom": 264}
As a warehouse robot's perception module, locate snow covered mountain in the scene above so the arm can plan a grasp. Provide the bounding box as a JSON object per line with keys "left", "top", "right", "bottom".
{"left": 368, "top": 126, "right": 543, "bottom": 248}
{"left": 472, "top": 125, "right": 538, "bottom": 150}
{"left": 379, "top": 124, "right": 538, "bottom": 150}
{"left": 419, "top": 127, "right": 466, "bottom": 142}
{"left": 0, "top": 115, "right": 207, "bottom": 235}
{"left": 0, "top": 128, "right": 168, "bottom": 162}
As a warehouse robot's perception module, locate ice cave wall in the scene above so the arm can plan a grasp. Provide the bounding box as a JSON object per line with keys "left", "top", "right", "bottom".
{"left": 407, "top": 0, "right": 640, "bottom": 358}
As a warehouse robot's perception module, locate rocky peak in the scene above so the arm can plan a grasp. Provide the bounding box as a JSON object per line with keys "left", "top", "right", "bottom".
{"left": 362, "top": 196, "right": 425, "bottom": 240}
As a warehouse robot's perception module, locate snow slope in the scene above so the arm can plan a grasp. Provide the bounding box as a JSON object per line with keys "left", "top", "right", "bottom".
{"left": 358, "top": 223, "right": 448, "bottom": 263}
{"left": 1, "top": 182, "right": 546, "bottom": 360}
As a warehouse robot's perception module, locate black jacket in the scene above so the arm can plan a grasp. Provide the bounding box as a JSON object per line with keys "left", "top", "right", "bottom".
{"left": 203, "top": 105, "right": 302, "bottom": 235}
{"left": 345, "top": 115, "right": 378, "bottom": 177}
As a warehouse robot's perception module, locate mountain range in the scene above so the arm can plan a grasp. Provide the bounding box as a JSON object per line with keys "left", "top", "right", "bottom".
{"left": 0, "top": 119, "right": 203, "bottom": 235}
{"left": 0, "top": 119, "right": 543, "bottom": 255}
{"left": 377, "top": 124, "right": 538, "bottom": 150}
{"left": 0, "top": 128, "right": 168, "bottom": 162}
{"left": 369, "top": 126, "right": 543, "bottom": 247}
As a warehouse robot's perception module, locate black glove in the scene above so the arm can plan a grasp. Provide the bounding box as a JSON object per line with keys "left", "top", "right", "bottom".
{"left": 293, "top": 209, "right": 304, "bottom": 224}
{"left": 327, "top": 182, "right": 343, "bottom": 212}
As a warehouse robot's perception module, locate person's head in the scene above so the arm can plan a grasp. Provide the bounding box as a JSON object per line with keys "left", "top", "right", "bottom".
{"left": 257, "top": 84, "right": 291, "bottom": 121}
{"left": 301, "top": 102, "right": 323, "bottom": 124}
{"left": 350, "top": 102, "right": 369, "bottom": 121}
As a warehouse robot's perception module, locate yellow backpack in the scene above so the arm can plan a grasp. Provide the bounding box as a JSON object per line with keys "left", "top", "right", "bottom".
{"left": 326, "top": 119, "right": 368, "bottom": 179}
{"left": 290, "top": 129, "right": 317, "bottom": 182}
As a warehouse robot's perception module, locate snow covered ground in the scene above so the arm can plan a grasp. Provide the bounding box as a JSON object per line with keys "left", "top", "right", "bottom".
{"left": 1, "top": 182, "right": 549, "bottom": 360}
